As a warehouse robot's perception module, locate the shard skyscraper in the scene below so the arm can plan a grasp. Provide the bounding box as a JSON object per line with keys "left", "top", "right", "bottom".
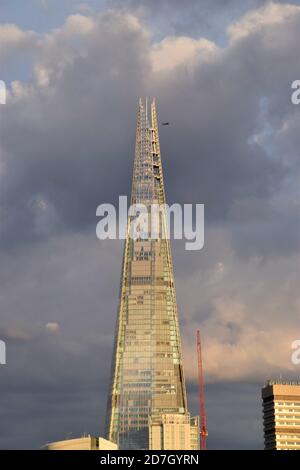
{"left": 106, "top": 99, "right": 191, "bottom": 450}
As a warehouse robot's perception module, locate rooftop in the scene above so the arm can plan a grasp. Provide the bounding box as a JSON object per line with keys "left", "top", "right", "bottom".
{"left": 263, "top": 379, "right": 300, "bottom": 388}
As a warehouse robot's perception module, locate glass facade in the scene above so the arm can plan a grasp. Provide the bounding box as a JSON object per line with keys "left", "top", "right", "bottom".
{"left": 106, "top": 99, "right": 188, "bottom": 449}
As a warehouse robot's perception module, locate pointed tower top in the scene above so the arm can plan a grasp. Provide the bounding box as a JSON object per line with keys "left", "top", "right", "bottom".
{"left": 106, "top": 98, "right": 190, "bottom": 450}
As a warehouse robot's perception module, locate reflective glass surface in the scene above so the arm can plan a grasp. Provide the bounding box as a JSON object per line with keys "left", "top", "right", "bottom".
{"left": 106, "top": 100, "right": 188, "bottom": 449}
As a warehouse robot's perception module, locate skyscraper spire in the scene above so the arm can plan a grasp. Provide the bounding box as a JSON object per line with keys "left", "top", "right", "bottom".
{"left": 106, "top": 99, "right": 189, "bottom": 450}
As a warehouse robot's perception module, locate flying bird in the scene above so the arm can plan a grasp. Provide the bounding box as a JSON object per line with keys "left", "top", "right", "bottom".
{"left": 161, "top": 122, "right": 170, "bottom": 126}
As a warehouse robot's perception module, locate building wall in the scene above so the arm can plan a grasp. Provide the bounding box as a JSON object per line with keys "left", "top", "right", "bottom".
{"left": 149, "top": 413, "right": 200, "bottom": 450}
{"left": 99, "top": 437, "right": 118, "bottom": 450}
{"left": 150, "top": 424, "right": 163, "bottom": 450}
{"left": 46, "top": 436, "right": 117, "bottom": 450}
{"left": 190, "top": 416, "right": 201, "bottom": 450}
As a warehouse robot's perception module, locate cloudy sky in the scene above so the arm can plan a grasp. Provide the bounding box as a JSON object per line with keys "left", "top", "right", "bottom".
{"left": 0, "top": 0, "right": 299, "bottom": 449}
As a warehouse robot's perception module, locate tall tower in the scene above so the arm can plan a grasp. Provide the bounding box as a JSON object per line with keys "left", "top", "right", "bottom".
{"left": 106, "top": 99, "right": 189, "bottom": 450}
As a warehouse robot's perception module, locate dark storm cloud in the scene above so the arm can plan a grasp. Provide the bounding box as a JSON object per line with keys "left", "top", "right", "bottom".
{"left": 187, "top": 380, "right": 264, "bottom": 449}
{"left": 0, "top": 11, "right": 148, "bottom": 248}
{"left": 1, "top": 4, "right": 299, "bottom": 257}
{"left": 0, "top": 330, "right": 265, "bottom": 449}
{"left": 149, "top": 4, "right": 300, "bottom": 258}
{"left": 0, "top": 329, "right": 112, "bottom": 449}
{"left": 0, "top": 234, "right": 121, "bottom": 449}
{"left": 0, "top": 233, "right": 122, "bottom": 334}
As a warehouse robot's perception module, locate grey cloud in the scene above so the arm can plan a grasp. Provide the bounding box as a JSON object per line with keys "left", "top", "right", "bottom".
{"left": 0, "top": 332, "right": 112, "bottom": 449}
{"left": 108, "top": 0, "right": 300, "bottom": 40}
{"left": 1, "top": 227, "right": 298, "bottom": 448}
{"left": 0, "top": 234, "right": 120, "bottom": 449}
{"left": 1, "top": 5, "right": 300, "bottom": 258}
{"left": 187, "top": 380, "right": 264, "bottom": 449}
{"left": 0, "top": 11, "right": 148, "bottom": 248}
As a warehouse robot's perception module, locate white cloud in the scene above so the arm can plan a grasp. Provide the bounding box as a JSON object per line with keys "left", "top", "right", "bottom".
{"left": 63, "top": 14, "right": 96, "bottom": 36}
{"left": 151, "top": 36, "right": 217, "bottom": 72}
{"left": 228, "top": 2, "right": 300, "bottom": 41}
{"left": 0, "top": 24, "right": 36, "bottom": 58}
{"left": 46, "top": 322, "right": 60, "bottom": 333}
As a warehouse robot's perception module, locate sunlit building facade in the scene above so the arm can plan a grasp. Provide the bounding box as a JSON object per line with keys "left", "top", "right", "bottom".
{"left": 106, "top": 99, "right": 196, "bottom": 449}
{"left": 45, "top": 436, "right": 117, "bottom": 450}
{"left": 150, "top": 414, "right": 200, "bottom": 450}
{"left": 262, "top": 380, "right": 300, "bottom": 450}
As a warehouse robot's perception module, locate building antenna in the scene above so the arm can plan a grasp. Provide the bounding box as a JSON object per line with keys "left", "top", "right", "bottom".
{"left": 197, "top": 329, "right": 208, "bottom": 450}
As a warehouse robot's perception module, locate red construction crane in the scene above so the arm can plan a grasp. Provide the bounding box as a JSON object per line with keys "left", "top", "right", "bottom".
{"left": 196, "top": 329, "right": 208, "bottom": 450}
